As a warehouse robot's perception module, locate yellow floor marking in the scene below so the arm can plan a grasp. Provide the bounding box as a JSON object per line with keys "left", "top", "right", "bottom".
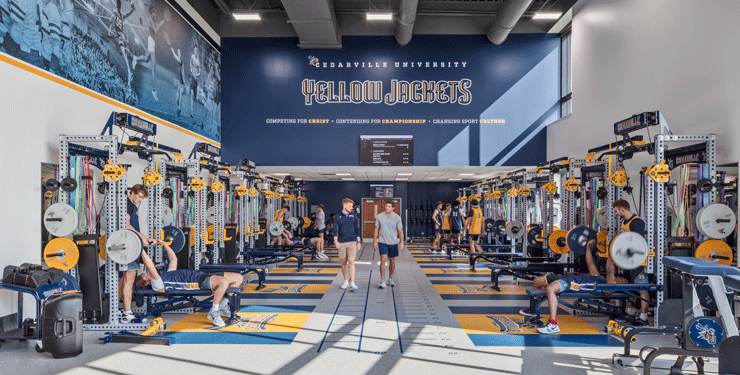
{"left": 455, "top": 314, "right": 603, "bottom": 335}
{"left": 169, "top": 312, "right": 310, "bottom": 332}
{"left": 241, "top": 284, "right": 330, "bottom": 294}
{"left": 434, "top": 284, "right": 526, "bottom": 295}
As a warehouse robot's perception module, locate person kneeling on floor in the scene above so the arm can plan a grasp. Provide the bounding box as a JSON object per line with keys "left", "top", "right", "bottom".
{"left": 521, "top": 239, "right": 627, "bottom": 334}
{"left": 135, "top": 239, "right": 244, "bottom": 327}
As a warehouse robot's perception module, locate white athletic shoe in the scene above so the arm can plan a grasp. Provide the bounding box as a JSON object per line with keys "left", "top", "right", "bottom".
{"left": 537, "top": 322, "right": 560, "bottom": 334}
{"left": 349, "top": 283, "right": 358, "bottom": 291}
{"left": 219, "top": 306, "right": 232, "bottom": 318}
{"left": 121, "top": 312, "right": 137, "bottom": 324}
{"left": 388, "top": 279, "right": 395, "bottom": 287}
{"left": 341, "top": 280, "right": 350, "bottom": 289}
{"left": 319, "top": 253, "right": 329, "bottom": 260}
{"left": 379, "top": 280, "right": 386, "bottom": 289}
{"left": 208, "top": 310, "right": 226, "bottom": 327}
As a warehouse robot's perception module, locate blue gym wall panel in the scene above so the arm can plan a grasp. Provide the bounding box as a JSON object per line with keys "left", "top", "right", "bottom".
{"left": 221, "top": 34, "right": 559, "bottom": 166}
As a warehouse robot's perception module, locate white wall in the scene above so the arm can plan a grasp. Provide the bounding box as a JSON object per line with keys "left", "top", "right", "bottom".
{"left": 548, "top": 0, "right": 740, "bottom": 165}
{"left": 0, "top": 54, "right": 217, "bottom": 318}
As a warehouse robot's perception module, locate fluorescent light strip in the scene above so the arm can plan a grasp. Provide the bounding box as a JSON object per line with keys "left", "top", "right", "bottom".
{"left": 272, "top": 173, "right": 290, "bottom": 176}
{"left": 459, "top": 173, "right": 474, "bottom": 176}
{"left": 397, "top": 173, "right": 413, "bottom": 176}
{"left": 342, "top": 178, "right": 355, "bottom": 181}
{"left": 366, "top": 13, "right": 393, "bottom": 21}
{"left": 448, "top": 178, "right": 461, "bottom": 181}
{"left": 396, "top": 178, "right": 409, "bottom": 181}
{"left": 336, "top": 173, "right": 352, "bottom": 176}
{"left": 532, "top": 12, "right": 562, "bottom": 20}
{"left": 233, "top": 13, "right": 261, "bottom": 20}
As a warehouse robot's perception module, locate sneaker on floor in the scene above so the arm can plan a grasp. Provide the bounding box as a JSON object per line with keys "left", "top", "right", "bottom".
{"left": 519, "top": 309, "right": 536, "bottom": 317}
{"left": 341, "top": 280, "right": 350, "bottom": 289}
{"left": 121, "top": 312, "right": 137, "bottom": 324}
{"left": 388, "top": 279, "right": 395, "bottom": 287}
{"left": 349, "top": 283, "right": 358, "bottom": 291}
{"left": 219, "top": 307, "right": 232, "bottom": 318}
{"left": 379, "top": 280, "right": 386, "bottom": 289}
{"left": 634, "top": 318, "right": 649, "bottom": 326}
{"left": 537, "top": 322, "right": 560, "bottom": 334}
{"left": 320, "top": 253, "right": 329, "bottom": 260}
{"left": 208, "top": 310, "right": 226, "bottom": 327}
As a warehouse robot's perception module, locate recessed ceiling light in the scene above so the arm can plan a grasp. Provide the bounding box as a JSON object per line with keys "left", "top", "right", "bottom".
{"left": 397, "top": 173, "right": 412, "bottom": 176}
{"left": 336, "top": 173, "right": 352, "bottom": 176}
{"left": 366, "top": 12, "right": 393, "bottom": 21}
{"left": 233, "top": 13, "right": 261, "bottom": 20}
{"left": 459, "top": 173, "right": 474, "bottom": 176}
{"left": 341, "top": 178, "right": 355, "bottom": 181}
{"left": 272, "top": 173, "right": 289, "bottom": 176}
{"left": 448, "top": 178, "right": 461, "bottom": 181}
{"left": 532, "top": 12, "right": 562, "bottom": 20}
{"left": 396, "top": 178, "right": 409, "bottom": 181}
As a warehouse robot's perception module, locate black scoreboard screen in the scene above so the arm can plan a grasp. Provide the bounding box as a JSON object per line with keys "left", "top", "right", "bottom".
{"left": 360, "top": 135, "right": 413, "bottom": 166}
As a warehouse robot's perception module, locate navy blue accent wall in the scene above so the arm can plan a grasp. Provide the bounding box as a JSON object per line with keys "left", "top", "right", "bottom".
{"left": 304, "top": 181, "right": 469, "bottom": 237}
{"left": 221, "top": 34, "right": 559, "bottom": 167}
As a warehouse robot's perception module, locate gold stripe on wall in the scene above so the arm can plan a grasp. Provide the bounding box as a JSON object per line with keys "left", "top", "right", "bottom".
{"left": 0, "top": 52, "right": 220, "bottom": 146}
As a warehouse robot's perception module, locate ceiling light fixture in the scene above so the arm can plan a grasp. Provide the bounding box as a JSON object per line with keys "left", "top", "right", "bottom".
{"left": 448, "top": 178, "right": 462, "bottom": 181}
{"left": 396, "top": 178, "right": 409, "bottom": 181}
{"left": 366, "top": 13, "right": 393, "bottom": 21}
{"left": 272, "top": 173, "right": 290, "bottom": 176}
{"left": 336, "top": 173, "right": 352, "bottom": 176}
{"left": 397, "top": 173, "right": 412, "bottom": 176}
{"left": 233, "top": 13, "right": 261, "bottom": 21}
{"left": 459, "top": 173, "right": 474, "bottom": 176}
{"left": 532, "top": 12, "right": 562, "bottom": 20}
{"left": 341, "top": 178, "right": 355, "bottom": 181}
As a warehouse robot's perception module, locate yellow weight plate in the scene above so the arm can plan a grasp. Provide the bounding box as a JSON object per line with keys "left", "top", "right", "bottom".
{"left": 596, "top": 229, "right": 609, "bottom": 257}
{"left": 548, "top": 230, "right": 570, "bottom": 254}
{"left": 99, "top": 234, "right": 106, "bottom": 260}
{"left": 695, "top": 240, "right": 733, "bottom": 266}
{"left": 44, "top": 237, "right": 79, "bottom": 271}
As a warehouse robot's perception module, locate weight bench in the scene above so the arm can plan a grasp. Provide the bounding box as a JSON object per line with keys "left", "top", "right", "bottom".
{"left": 445, "top": 244, "right": 512, "bottom": 260}
{"left": 524, "top": 283, "right": 662, "bottom": 327}
{"left": 486, "top": 262, "right": 573, "bottom": 291}
{"left": 133, "top": 287, "right": 242, "bottom": 325}
{"left": 199, "top": 263, "right": 270, "bottom": 290}
{"left": 242, "top": 247, "right": 304, "bottom": 271}
{"left": 465, "top": 251, "right": 523, "bottom": 270}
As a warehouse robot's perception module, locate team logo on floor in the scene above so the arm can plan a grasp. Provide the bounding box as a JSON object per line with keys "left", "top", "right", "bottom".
{"left": 301, "top": 268, "right": 325, "bottom": 273}
{"left": 440, "top": 268, "right": 474, "bottom": 274}
{"left": 456, "top": 285, "right": 493, "bottom": 294}
{"left": 232, "top": 313, "right": 280, "bottom": 330}
{"left": 261, "top": 285, "right": 308, "bottom": 293}
{"left": 485, "top": 315, "right": 522, "bottom": 333}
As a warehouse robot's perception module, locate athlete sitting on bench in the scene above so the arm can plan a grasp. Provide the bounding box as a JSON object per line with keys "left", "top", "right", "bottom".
{"left": 521, "top": 239, "right": 627, "bottom": 334}
{"left": 135, "top": 239, "right": 244, "bottom": 327}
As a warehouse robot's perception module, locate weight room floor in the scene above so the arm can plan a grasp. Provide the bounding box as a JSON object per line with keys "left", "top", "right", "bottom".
{"left": 0, "top": 245, "right": 714, "bottom": 375}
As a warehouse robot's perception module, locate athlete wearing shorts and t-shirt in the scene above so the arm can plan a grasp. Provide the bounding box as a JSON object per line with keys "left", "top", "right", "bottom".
{"left": 332, "top": 198, "right": 361, "bottom": 291}
{"left": 373, "top": 200, "right": 403, "bottom": 289}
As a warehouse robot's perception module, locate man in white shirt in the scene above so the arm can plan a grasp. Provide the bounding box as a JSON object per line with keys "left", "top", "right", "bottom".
{"left": 373, "top": 200, "right": 404, "bottom": 289}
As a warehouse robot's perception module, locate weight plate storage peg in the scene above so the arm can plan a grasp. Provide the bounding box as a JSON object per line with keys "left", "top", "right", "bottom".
{"left": 492, "top": 219, "right": 507, "bottom": 236}
{"left": 205, "top": 207, "right": 216, "bottom": 224}
{"left": 162, "top": 225, "right": 186, "bottom": 253}
{"left": 695, "top": 240, "right": 733, "bottom": 266}
{"left": 44, "top": 178, "right": 60, "bottom": 192}
{"left": 43, "top": 237, "right": 80, "bottom": 272}
{"left": 548, "top": 230, "right": 569, "bottom": 254}
{"left": 695, "top": 203, "right": 736, "bottom": 239}
{"left": 106, "top": 229, "right": 144, "bottom": 265}
{"left": 43, "top": 203, "right": 79, "bottom": 237}
{"left": 696, "top": 178, "right": 714, "bottom": 193}
{"left": 609, "top": 232, "right": 649, "bottom": 270}
{"left": 596, "top": 207, "right": 610, "bottom": 229}
{"left": 269, "top": 221, "right": 285, "bottom": 237}
{"left": 162, "top": 206, "right": 173, "bottom": 226}
{"left": 60, "top": 177, "right": 78, "bottom": 192}
{"left": 505, "top": 221, "right": 525, "bottom": 239}
{"left": 566, "top": 226, "right": 597, "bottom": 255}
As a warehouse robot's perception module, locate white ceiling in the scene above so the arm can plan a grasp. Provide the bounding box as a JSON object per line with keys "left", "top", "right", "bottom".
{"left": 255, "top": 166, "right": 527, "bottom": 182}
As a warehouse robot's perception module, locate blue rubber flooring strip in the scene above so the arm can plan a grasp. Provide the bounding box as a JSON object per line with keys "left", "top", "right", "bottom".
{"left": 448, "top": 306, "right": 567, "bottom": 315}
{"left": 240, "top": 294, "right": 325, "bottom": 299}
{"left": 441, "top": 294, "right": 530, "bottom": 301}
{"left": 239, "top": 305, "right": 316, "bottom": 313}
{"left": 162, "top": 331, "right": 297, "bottom": 345}
{"left": 467, "top": 333, "right": 623, "bottom": 347}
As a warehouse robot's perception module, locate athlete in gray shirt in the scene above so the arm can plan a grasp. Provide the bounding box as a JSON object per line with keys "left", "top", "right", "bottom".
{"left": 373, "top": 200, "right": 403, "bottom": 288}
{"left": 314, "top": 204, "right": 327, "bottom": 259}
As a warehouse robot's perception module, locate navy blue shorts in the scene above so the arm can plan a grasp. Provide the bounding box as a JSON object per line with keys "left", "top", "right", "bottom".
{"left": 318, "top": 228, "right": 326, "bottom": 234}
{"left": 378, "top": 243, "right": 399, "bottom": 258}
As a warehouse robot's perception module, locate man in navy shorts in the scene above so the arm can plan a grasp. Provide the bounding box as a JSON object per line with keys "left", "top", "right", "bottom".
{"left": 373, "top": 200, "right": 404, "bottom": 289}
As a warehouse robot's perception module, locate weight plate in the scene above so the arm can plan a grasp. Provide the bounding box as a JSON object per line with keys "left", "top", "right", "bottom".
{"left": 526, "top": 225, "right": 543, "bottom": 248}
{"left": 688, "top": 317, "right": 724, "bottom": 349}
{"left": 596, "top": 229, "right": 609, "bottom": 257}
{"left": 43, "top": 237, "right": 79, "bottom": 272}
{"left": 695, "top": 240, "right": 733, "bottom": 266}
{"left": 162, "top": 206, "right": 173, "bottom": 226}
{"left": 282, "top": 220, "right": 293, "bottom": 233}
{"left": 505, "top": 221, "right": 525, "bottom": 239}
{"left": 162, "top": 225, "right": 186, "bottom": 253}
{"left": 566, "top": 226, "right": 597, "bottom": 255}
{"left": 303, "top": 217, "right": 311, "bottom": 228}
{"left": 484, "top": 218, "right": 496, "bottom": 233}
{"left": 269, "top": 221, "right": 285, "bottom": 237}
{"left": 44, "top": 178, "right": 60, "bottom": 192}
{"left": 609, "top": 231, "right": 649, "bottom": 270}
{"left": 297, "top": 217, "right": 305, "bottom": 228}
{"left": 696, "top": 203, "right": 736, "bottom": 239}
{"left": 596, "top": 207, "right": 610, "bottom": 230}
{"left": 162, "top": 187, "right": 174, "bottom": 199}
{"left": 493, "top": 219, "right": 507, "bottom": 236}
{"left": 287, "top": 217, "right": 300, "bottom": 230}
{"left": 696, "top": 178, "right": 713, "bottom": 193}
{"left": 43, "top": 203, "right": 79, "bottom": 237}
{"left": 548, "top": 230, "right": 569, "bottom": 254}
{"left": 206, "top": 207, "right": 216, "bottom": 224}
{"left": 60, "top": 177, "right": 78, "bottom": 192}
{"left": 99, "top": 234, "right": 106, "bottom": 260}
{"left": 106, "top": 229, "right": 143, "bottom": 265}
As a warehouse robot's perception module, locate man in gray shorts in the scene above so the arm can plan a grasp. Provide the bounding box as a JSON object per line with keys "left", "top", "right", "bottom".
{"left": 332, "top": 198, "right": 361, "bottom": 291}
{"left": 314, "top": 204, "right": 327, "bottom": 259}
{"left": 373, "top": 200, "right": 403, "bottom": 288}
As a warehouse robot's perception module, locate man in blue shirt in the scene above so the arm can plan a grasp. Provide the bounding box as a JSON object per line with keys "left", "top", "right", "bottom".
{"left": 136, "top": 239, "right": 244, "bottom": 327}
{"left": 332, "top": 198, "right": 361, "bottom": 291}
{"left": 450, "top": 201, "right": 465, "bottom": 246}
{"left": 120, "top": 184, "right": 156, "bottom": 323}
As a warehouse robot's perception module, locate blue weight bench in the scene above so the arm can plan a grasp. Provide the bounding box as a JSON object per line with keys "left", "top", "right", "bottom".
{"left": 242, "top": 247, "right": 305, "bottom": 271}
{"left": 445, "top": 243, "right": 513, "bottom": 260}
{"left": 199, "top": 263, "right": 269, "bottom": 290}
{"left": 486, "top": 262, "right": 574, "bottom": 291}
{"left": 133, "top": 287, "right": 242, "bottom": 325}
{"left": 524, "top": 283, "right": 662, "bottom": 327}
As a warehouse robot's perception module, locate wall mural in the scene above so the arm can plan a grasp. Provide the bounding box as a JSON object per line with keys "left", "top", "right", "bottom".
{"left": 0, "top": 0, "right": 220, "bottom": 141}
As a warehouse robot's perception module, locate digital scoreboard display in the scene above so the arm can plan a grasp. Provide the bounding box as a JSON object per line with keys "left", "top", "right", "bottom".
{"left": 360, "top": 135, "right": 413, "bottom": 166}
{"left": 370, "top": 184, "right": 394, "bottom": 198}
